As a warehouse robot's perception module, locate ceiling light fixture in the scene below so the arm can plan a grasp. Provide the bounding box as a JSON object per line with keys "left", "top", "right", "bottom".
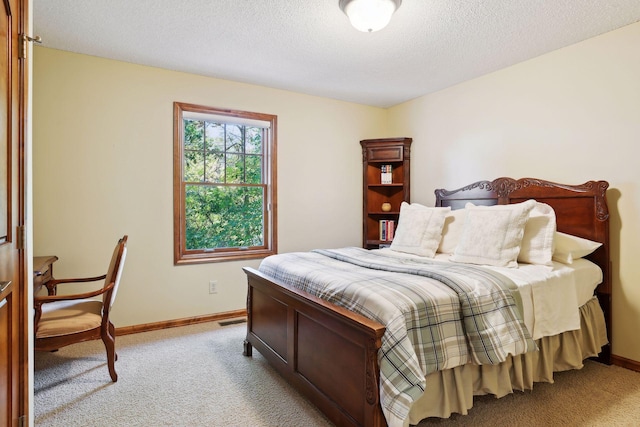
{"left": 339, "top": 0, "right": 402, "bottom": 33}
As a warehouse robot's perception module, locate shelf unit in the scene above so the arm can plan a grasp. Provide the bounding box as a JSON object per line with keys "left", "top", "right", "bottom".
{"left": 360, "top": 137, "right": 412, "bottom": 249}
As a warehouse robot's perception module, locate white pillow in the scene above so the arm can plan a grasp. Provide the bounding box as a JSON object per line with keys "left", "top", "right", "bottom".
{"left": 390, "top": 202, "right": 451, "bottom": 257}
{"left": 451, "top": 200, "right": 537, "bottom": 268}
{"left": 552, "top": 231, "right": 602, "bottom": 264}
{"left": 437, "top": 208, "right": 467, "bottom": 254}
{"left": 517, "top": 202, "right": 556, "bottom": 266}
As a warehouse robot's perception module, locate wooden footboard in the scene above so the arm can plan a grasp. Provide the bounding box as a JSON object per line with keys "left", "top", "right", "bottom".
{"left": 243, "top": 267, "right": 387, "bottom": 427}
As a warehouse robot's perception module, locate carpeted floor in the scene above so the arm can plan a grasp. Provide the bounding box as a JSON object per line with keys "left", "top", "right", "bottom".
{"left": 34, "top": 321, "right": 640, "bottom": 426}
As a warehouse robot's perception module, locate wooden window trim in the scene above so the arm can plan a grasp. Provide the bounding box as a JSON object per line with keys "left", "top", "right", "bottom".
{"left": 173, "top": 102, "right": 277, "bottom": 264}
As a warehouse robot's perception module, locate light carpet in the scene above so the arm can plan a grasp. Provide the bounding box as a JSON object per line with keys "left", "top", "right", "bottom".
{"left": 34, "top": 321, "right": 640, "bottom": 426}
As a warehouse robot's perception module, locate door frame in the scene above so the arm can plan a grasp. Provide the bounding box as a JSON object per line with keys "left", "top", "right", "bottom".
{"left": 17, "top": 0, "right": 31, "bottom": 423}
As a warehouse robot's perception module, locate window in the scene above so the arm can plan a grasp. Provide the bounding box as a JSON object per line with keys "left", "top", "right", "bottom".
{"left": 173, "top": 102, "right": 277, "bottom": 264}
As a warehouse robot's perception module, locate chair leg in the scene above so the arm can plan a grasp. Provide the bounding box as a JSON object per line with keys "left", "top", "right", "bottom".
{"left": 101, "top": 322, "right": 118, "bottom": 382}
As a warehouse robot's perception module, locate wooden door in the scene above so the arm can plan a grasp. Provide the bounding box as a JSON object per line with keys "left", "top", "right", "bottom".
{"left": 0, "top": 0, "right": 28, "bottom": 425}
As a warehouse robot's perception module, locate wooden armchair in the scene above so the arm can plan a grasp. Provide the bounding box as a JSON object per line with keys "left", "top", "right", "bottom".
{"left": 34, "top": 235, "right": 128, "bottom": 382}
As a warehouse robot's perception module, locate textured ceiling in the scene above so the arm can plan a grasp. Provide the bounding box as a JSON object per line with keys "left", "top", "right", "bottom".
{"left": 34, "top": 0, "right": 640, "bottom": 108}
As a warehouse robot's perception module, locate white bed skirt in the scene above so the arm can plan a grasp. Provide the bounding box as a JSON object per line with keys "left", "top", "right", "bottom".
{"left": 407, "top": 296, "right": 608, "bottom": 424}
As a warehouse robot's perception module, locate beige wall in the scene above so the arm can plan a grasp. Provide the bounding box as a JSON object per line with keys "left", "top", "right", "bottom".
{"left": 388, "top": 22, "right": 640, "bottom": 362}
{"left": 34, "top": 21, "right": 640, "bottom": 364}
{"left": 33, "top": 47, "right": 388, "bottom": 327}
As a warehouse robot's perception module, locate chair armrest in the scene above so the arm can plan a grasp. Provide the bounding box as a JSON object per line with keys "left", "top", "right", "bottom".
{"left": 35, "top": 281, "right": 114, "bottom": 305}
{"left": 45, "top": 274, "right": 107, "bottom": 295}
{"left": 46, "top": 274, "right": 107, "bottom": 288}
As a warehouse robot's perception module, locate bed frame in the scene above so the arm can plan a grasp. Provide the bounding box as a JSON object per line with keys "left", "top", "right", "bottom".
{"left": 243, "top": 177, "right": 611, "bottom": 427}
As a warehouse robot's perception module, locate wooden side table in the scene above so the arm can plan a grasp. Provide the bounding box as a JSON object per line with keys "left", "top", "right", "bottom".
{"left": 33, "top": 256, "right": 58, "bottom": 295}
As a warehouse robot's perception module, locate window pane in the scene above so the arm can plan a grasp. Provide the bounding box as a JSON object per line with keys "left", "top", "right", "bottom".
{"left": 226, "top": 154, "right": 245, "bottom": 183}
{"left": 226, "top": 125, "right": 244, "bottom": 153}
{"left": 205, "top": 151, "right": 225, "bottom": 183}
{"left": 184, "top": 119, "right": 204, "bottom": 150}
{"left": 184, "top": 150, "right": 204, "bottom": 182}
{"left": 245, "top": 127, "right": 262, "bottom": 154}
{"left": 245, "top": 154, "right": 262, "bottom": 184}
{"left": 205, "top": 122, "right": 225, "bottom": 152}
{"left": 185, "top": 185, "right": 264, "bottom": 250}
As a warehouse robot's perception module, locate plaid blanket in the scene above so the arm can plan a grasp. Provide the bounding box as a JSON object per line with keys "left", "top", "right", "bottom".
{"left": 258, "top": 247, "right": 535, "bottom": 427}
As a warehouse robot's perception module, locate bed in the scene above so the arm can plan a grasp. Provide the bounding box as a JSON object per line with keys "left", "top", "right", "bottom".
{"left": 242, "top": 177, "right": 611, "bottom": 427}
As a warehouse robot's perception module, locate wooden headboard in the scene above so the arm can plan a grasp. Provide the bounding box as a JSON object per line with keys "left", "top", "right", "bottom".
{"left": 435, "top": 177, "right": 611, "bottom": 363}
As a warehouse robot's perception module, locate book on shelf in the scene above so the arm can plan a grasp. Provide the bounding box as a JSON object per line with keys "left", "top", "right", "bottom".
{"left": 379, "top": 219, "right": 395, "bottom": 241}
{"left": 388, "top": 220, "right": 395, "bottom": 240}
{"left": 381, "top": 164, "right": 393, "bottom": 184}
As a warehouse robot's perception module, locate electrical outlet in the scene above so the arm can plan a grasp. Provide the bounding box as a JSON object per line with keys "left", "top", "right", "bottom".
{"left": 209, "top": 280, "right": 218, "bottom": 294}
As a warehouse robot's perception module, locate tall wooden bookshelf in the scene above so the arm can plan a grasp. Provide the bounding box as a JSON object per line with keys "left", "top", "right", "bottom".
{"left": 360, "top": 137, "right": 412, "bottom": 249}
